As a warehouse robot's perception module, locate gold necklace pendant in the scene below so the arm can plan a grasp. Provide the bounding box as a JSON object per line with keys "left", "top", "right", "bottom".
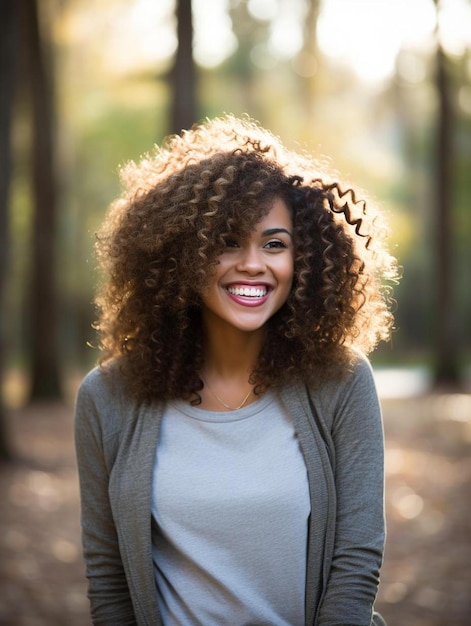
{"left": 202, "top": 378, "right": 253, "bottom": 411}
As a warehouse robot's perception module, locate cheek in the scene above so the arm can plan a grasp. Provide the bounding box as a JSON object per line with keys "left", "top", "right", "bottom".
{"left": 203, "top": 261, "right": 224, "bottom": 287}
{"left": 279, "top": 257, "right": 295, "bottom": 286}
{"left": 197, "top": 271, "right": 219, "bottom": 305}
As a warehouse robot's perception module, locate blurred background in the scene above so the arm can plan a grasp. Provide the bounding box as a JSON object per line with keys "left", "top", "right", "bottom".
{"left": 0, "top": 0, "right": 470, "bottom": 624}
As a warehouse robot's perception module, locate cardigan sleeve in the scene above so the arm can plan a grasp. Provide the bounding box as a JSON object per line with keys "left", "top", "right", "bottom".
{"left": 316, "top": 355, "right": 386, "bottom": 626}
{"left": 74, "top": 368, "right": 137, "bottom": 625}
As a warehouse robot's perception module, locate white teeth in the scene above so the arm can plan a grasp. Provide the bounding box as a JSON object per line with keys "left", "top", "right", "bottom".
{"left": 227, "top": 286, "right": 267, "bottom": 297}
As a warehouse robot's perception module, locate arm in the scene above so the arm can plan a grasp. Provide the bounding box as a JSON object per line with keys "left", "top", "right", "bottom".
{"left": 317, "top": 356, "right": 385, "bottom": 626}
{"left": 74, "top": 369, "right": 137, "bottom": 625}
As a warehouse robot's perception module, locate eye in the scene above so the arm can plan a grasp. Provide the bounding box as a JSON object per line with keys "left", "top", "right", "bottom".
{"left": 264, "top": 239, "right": 288, "bottom": 250}
{"left": 223, "top": 237, "right": 239, "bottom": 248}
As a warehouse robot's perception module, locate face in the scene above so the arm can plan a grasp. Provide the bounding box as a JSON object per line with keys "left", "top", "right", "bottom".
{"left": 200, "top": 197, "right": 294, "bottom": 335}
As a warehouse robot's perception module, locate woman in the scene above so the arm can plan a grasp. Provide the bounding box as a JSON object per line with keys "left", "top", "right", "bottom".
{"left": 75, "top": 114, "right": 397, "bottom": 625}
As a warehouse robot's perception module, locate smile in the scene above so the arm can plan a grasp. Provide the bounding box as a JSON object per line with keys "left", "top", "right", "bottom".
{"left": 226, "top": 286, "right": 268, "bottom": 298}
{"left": 224, "top": 284, "right": 272, "bottom": 308}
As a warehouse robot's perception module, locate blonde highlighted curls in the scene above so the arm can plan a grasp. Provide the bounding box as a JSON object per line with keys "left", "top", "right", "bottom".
{"left": 95, "top": 114, "right": 399, "bottom": 402}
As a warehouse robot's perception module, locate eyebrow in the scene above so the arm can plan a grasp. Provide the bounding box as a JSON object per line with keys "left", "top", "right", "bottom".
{"left": 262, "top": 228, "right": 293, "bottom": 238}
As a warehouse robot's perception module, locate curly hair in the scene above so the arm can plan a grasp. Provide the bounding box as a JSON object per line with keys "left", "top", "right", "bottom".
{"left": 95, "top": 114, "right": 399, "bottom": 403}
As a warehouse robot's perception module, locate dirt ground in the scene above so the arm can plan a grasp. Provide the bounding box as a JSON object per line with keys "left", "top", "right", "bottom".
{"left": 0, "top": 391, "right": 470, "bottom": 626}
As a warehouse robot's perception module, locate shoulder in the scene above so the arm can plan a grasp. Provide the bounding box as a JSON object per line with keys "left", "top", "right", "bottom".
{"left": 77, "top": 360, "right": 127, "bottom": 404}
{"left": 75, "top": 361, "right": 165, "bottom": 476}
{"left": 77, "top": 360, "right": 137, "bottom": 406}
{"left": 283, "top": 349, "right": 376, "bottom": 407}
{"left": 344, "top": 348, "right": 376, "bottom": 387}
{"left": 326, "top": 349, "right": 382, "bottom": 436}
{"left": 75, "top": 360, "right": 136, "bottom": 439}
{"left": 314, "top": 348, "right": 376, "bottom": 401}
{"left": 303, "top": 349, "right": 380, "bottom": 426}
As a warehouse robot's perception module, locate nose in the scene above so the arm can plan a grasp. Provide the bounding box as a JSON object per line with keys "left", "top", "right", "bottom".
{"left": 236, "top": 245, "right": 266, "bottom": 275}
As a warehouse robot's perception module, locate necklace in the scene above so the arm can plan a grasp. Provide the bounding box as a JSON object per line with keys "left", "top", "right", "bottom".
{"left": 202, "top": 378, "right": 253, "bottom": 411}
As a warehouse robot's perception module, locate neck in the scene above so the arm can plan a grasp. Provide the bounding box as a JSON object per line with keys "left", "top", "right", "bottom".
{"left": 198, "top": 318, "right": 265, "bottom": 411}
{"left": 202, "top": 325, "right": 264, "bottom": 380}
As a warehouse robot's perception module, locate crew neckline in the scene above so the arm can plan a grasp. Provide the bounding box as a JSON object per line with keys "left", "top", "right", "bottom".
{"left": 170, "top": 391, "right": 276, "bottom": 423}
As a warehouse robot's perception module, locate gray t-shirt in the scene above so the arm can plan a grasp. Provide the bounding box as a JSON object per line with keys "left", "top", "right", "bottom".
{"left": 151, "top": 391, "right": 310, "bottom": 626}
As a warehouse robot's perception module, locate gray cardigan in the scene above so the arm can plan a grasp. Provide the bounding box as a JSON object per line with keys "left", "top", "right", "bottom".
{"left": 74, "top": 352, "right": 385, "bottom": 626}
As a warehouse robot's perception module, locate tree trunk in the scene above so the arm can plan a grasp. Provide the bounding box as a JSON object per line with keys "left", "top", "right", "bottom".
{"left": 0, "top": 0, "right": 19, "bottom": 460}
{"left": 433, "top": 3, "right": 460, "bottom": 389}
{"left": 22, "top": 0, "right": 62, "bottom": 401}
{"left": 297, "top": 0, "right": 321, "bottom": 120}
{"left": 170, "top": 0, "right": 197, "bottom": 135}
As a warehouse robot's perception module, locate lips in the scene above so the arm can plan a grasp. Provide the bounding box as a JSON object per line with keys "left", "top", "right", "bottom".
{"left": 224, "top": 283, "right": 272, "bottom": 307}
{"left": 227, "top": 285, "right": 268, "bottom": 298}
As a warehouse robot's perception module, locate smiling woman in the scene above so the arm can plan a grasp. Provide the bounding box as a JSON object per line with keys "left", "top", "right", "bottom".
{"left": 92, "top": 116, "right": 397, "bottom": 402}
{"left": 200, "top": 198, "right": 294, "bottom": 332}
{"left": 75, "top": 113, "right": 397, "bottom": 626}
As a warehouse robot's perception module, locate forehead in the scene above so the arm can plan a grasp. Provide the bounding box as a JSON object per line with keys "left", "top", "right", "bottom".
{"left": 254, "top": 197, "right": 292, "bottom": 230}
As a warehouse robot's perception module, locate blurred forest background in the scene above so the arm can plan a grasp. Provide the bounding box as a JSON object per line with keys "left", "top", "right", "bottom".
{"left": 1, "top": 0, "right": 471, "bottom": 415}
{"left": 0, "top": 0, "right": 470, "bottom": 624}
